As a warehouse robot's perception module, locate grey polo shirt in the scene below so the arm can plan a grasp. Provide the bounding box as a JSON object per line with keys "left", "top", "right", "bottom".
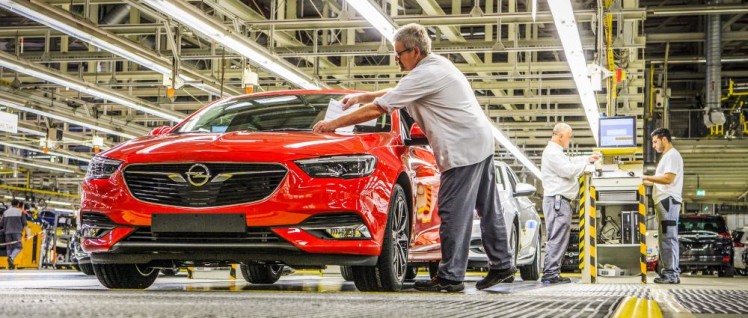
{"left": 1, "top": 206, "right": 27, "bottom": 234}
{"left": 373, "top": 54, "right": 494, "bottom": 171}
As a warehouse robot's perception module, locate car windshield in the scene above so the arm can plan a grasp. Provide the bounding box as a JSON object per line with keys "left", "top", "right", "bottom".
{"left": 175, "top": 93, "right": 391, "bottom": 133}
{"left": 678, "top": 217, "right": 727, "bottom": 233}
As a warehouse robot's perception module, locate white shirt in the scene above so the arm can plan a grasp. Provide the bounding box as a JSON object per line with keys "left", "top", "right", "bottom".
{"left": 541, "top": 141, "right": 588, "bottom": 199}
{"left": 373, "top": 54, "right": 493, "bottom": 171}
{"left": 653, "top": 147, "right": 684, "bottom": 204}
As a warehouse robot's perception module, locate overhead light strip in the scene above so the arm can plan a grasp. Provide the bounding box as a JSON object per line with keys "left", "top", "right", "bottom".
{"left": 0, "top": 141, "right": 92, "bottom": 163}
{"left": 0, "top": 98, "right": 138, "bottom": 139}
{"left": 547, "top": 0, "right": 601, "bottom": 143}
{"left": 343, "top": 0, "right": 542, "bottom": 177}
{"left": 344, "top": 0, "right": 397, "bottom": 43}
{"left": 142, "top": 0, "right": 323, "bottom": 90}
{"left": 0, "top": 156, "right": 77, "bottom": 173}
{"left": 0, "top": 50, "right": 184, "bottom": 122}
{"left": 0, "top": 0, "right": 233, "bottom": 97}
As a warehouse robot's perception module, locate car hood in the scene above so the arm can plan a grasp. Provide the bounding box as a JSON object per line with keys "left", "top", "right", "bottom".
{"left": 102, "top": 132, "right": 394, "bottom": 163}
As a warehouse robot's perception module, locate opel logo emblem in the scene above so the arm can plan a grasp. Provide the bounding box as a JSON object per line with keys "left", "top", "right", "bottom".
{"left": 186, "top": 164, "right": 211, "bottom": 187}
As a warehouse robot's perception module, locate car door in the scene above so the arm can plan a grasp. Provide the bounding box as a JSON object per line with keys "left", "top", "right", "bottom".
{"left": 504, "top": 166, "right": 539, "bottom": 259}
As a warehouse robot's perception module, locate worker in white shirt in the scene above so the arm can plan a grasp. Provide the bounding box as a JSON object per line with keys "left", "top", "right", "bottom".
{"left": 314, "top": 23, "right": 515, "bottom": 292}
{"left": 643, "top": 128, "right": 683, "bottom": 284}
{"left": 540, "top": 123, "right": 599, "bottom": 284}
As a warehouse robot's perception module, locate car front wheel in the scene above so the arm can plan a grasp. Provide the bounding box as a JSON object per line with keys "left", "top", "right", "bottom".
{"left": 520, "top": 232, "right": 541, "bottom": 281}
{"left": 352, "top": 184, "right": 410, "bottom": 292}
{"left": 93, "top": 263, "right": 159, "bottom": 289}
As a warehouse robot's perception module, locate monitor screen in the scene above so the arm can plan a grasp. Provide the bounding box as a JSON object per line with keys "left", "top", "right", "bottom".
{"left": 598, "top": 116, "right": 636, "bottom": 147}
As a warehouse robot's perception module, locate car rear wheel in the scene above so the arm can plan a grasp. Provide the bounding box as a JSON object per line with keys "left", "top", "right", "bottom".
{"left": 352, "top": 184, "right": 410, "bottom": 292}
{"left": 427, "top": 262, "right": 439, "bottom": 279}
{"left": 404, "top": 266, "right": 419, "bottom": 280}
{"left": 520, "top": 232, "right": 541, "bottom": 281}
{"left": 93, "top": 263, "right": 159, "bottom": 289}
{"left": 718, "top": 264, "right": 734, "bottom": 277}
{"left": 240, "top": 263, "right": 284, "bottom": 284}
{"left": 340, "top": 265, "right": 354, "bottom": 281}
{"left": 160, "top": 268, "right": 179, "bottom": 276}
{"left": 79, "top": 262, "right": 95, "bottom": 276}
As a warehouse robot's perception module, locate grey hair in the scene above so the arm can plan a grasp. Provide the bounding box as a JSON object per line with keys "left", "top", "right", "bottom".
{"left": 553, "top": 123, "right": 572, "bottom": 136}
{"left": 393, "top": 23, "right": 431, "bottom": 57}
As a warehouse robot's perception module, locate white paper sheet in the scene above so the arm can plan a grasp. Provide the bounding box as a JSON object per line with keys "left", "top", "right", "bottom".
{"left": 324, "top": 99, "right": 377, "bottom": 133}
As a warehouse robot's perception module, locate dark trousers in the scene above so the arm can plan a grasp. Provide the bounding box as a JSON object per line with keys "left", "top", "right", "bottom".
{"left": 5, "top": 233, "right": 23, "bottom": 262}
{"left": 542, "top": 197, "right": 573, "bottom": 278}
{"left": 437, "top": 155, "right": 512, "bottom": 281}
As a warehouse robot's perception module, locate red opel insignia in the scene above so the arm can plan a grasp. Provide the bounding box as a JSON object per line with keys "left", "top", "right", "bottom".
{"left": 79, "top": 90, "right": 443, "bottom": 291}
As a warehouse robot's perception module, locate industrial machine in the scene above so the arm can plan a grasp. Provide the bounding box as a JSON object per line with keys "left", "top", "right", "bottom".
{"left": 578, "top": 116, "right": 649, "bottom": 284}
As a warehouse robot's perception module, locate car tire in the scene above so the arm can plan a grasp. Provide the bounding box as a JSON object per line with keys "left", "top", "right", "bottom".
{"left": 240, "top": 263, "right": 284, "bottom": 284}
{"left": 79, "top": 262, "right": 95, "bottom": 276}
{"left": 427, "top": 262, "right": 439, "bottom": 279}
{"left": 340, "top": 265, "right": 355, "bottom": 281}
{"left": 352, "top": 184, "right": 410, "bottom": 292}
{"left": 718, "top": 264, "right": 734, "bottom": 277}
{"left": 520, "top": 232, "right": 541, "bottom": 281}
{"left": 160, "top": 268, "right": 179, "bottom": 276}
{"left": 404, "top": 266, "right": 418, "bottom": 281}
{"left": 93, "top": 263, "right": 159, "bottom": 289}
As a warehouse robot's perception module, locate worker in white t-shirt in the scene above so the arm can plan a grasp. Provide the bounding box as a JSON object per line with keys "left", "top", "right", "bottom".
{"left": 643, "top": 128, "right": 684, "bottom": 284}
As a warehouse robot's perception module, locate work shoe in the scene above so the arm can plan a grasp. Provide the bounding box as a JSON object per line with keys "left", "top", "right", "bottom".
{"left": 475, "top": 266, "right": 517, "bottom": 290}
{"left": 542, "top": 275, "right": 571, "bottom": 284}
{"left": 413, "top": 276, "right": 464, "bottom": 292}
{"left": 654, "top": 276, "right": 680, "bottom": 284}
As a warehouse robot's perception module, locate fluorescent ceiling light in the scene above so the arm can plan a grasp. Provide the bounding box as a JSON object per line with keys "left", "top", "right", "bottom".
{"left": 0, "top": 157, "right": 77, "bottom": 173}
{"left": 547, "top": 0, "right": 601, "bottom": 144}
{"left": 0, "top": 0, "right": 231, "bottom": 97}
{"left": 344, "top": 0, "right": 397, "bottom": 43}
{"left": 0, "top": 51, "right": 183, "bottom": 122}
{"left": 46, "top": 200, "right": 73, "bottom": 206}
{"left": 52, "top": 208, "right": 76, "bottom": 213}
{"left": 0, "top": 99, "right": 137, "bottom": 139}
{"left": 0, "top": 141, "right": 92, "bottom": 163}
{"left": 143, "top": 0, "right": 322, "bottom": 90}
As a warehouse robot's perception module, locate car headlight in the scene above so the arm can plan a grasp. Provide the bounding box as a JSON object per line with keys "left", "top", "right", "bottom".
{"left": 86, "top": 156, "right": 124, "bottom": 180}
{"left": 295, "top": 155, "right": 377, "bottom": 179}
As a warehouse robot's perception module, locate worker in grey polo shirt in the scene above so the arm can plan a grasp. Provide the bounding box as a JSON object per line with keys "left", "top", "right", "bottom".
{"left": 540, "top": 123, "right": 598, "bottom": 284}
{"left": 643, "top": 128, "right": 683, "bottom": 284}
{"left": 313, "top": 23, "right": 515, "bottom": 292}
{"left": 2, "top": 199, "right": 27, "bottom": 270}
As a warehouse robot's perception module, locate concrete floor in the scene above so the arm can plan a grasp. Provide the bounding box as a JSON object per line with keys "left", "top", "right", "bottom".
{"left": 0, "top": 269, "right": 747, "bottom": 318}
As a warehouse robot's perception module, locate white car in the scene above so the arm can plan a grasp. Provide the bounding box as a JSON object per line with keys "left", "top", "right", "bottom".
{"left": 468, "top": 161, "right": 542, "bottom": 281}
{"left": 733, "top": 227, "right": 748, "bottom": 276}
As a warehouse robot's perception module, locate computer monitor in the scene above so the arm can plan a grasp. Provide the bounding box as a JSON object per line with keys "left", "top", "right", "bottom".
{"left": 598, "top": 116, "right": 636, "bottom": 148}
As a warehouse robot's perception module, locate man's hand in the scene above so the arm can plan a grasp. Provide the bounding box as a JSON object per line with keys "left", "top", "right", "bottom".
{"left": 341, "top": 93, "right": 371, "bottom": 110}
{"left": 588, "top": 153, "right": 601, "bottom": 163}
{"left": 313, "top": 120, "right": 337, "bottom": 134}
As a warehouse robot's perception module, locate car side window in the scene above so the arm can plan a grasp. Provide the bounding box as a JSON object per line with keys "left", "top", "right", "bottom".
{"left": 505, "top": 167, "right": 518, "bottom": 193}
{"left": 494, "top": 166, "right": 506, "bottom": 189}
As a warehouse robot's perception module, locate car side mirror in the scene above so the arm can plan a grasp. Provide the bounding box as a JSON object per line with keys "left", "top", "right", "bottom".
{"left": 405, "top": 124, "right": 429, "bottom": 146}
{"left": 513, "top": 183, "right": 536, "bottom": 197}
{"left": 149, "top": 126, "right": 171, "bottom": 136}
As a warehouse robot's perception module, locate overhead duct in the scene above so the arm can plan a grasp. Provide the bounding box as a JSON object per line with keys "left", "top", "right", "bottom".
{"left": 100, "top": 4, "right": 131, "bottom": 25}
{"left": 704, "top": 1, "right": 725, "bottom": 128}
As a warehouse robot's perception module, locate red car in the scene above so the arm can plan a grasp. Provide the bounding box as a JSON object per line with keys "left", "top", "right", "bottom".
{"left": 80, "top": 90, "right": 442, "bottom": 291}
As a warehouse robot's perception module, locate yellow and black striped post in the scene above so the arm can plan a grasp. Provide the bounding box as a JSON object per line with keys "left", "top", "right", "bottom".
{"left": 578, "top": 174, "right": 598, "bottom": 283}
{"left": 637, "top": 185, "right": 648, "bottom": 284}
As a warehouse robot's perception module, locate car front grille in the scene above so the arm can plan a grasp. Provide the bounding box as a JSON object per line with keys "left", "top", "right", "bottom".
{"left": 123, "top": 163, "right": 287, "bottom": 207}
{"left": 124, "top": 227, "right": 282, "bottom": 243}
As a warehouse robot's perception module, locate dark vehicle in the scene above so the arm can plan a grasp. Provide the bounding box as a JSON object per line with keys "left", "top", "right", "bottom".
{"left": 677, "top": 215, "right": 734, "bottom": 277}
